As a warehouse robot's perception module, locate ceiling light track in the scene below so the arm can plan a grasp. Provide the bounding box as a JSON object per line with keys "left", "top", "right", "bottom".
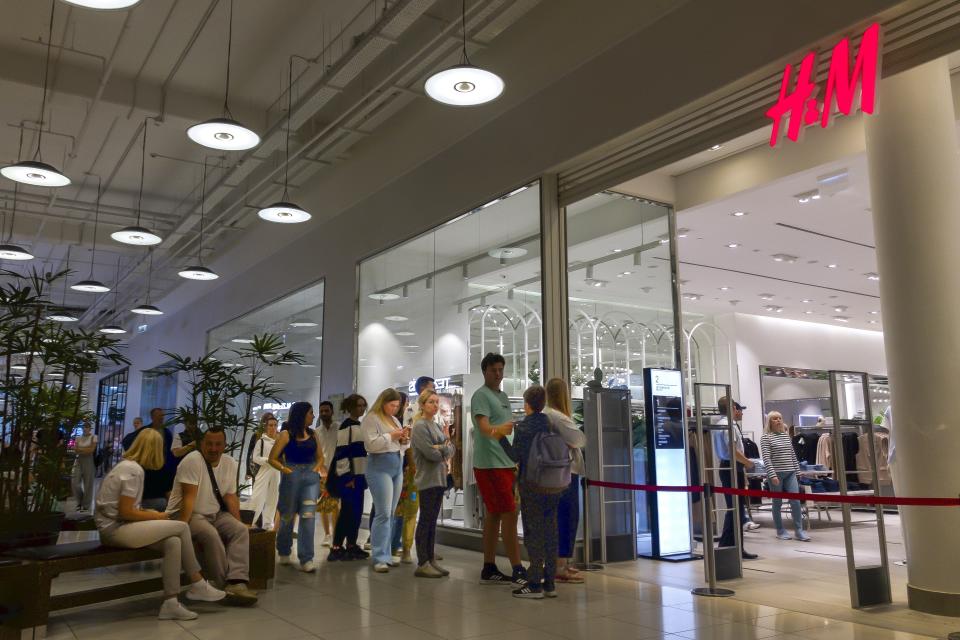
{"left": 774, "top": 223, "right": 876, "bottom": 250}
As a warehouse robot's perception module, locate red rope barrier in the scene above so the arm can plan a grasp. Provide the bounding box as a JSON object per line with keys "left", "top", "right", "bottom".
{"left": 585, "top": 479, "right": 960, "bottom": 507}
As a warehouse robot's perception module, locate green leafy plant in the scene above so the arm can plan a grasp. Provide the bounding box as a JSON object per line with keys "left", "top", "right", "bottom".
{"left": 162, "top": 333, "right": 303, "bottom": 487}
{"left": 0, "top": 268, "right": 128, "bottom": 516}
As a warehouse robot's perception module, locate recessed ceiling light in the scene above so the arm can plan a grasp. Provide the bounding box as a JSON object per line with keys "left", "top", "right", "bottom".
{"left": 834, "top": 306, "right": 847, "bottom": 312}
{"left": 827, "top": 264, "right": 838, "bottom": 269}
{"left": 289, "top": 320, "right": 318, "bottom": 328}
{"left": 868, "top": 320, "right": 878, "bottom": 325}
{"left": 231, "top": 338, "right": 255, "bottom": 344}
{"left": 610, "top": 248, "right": 623, "bottom": 253}
{"left": 394, "top": 331, "right": 415, "bottom": 337}
{"left": 384, "top": 315, "right": 408, "bottom": 322}
{"left": 759, "top": 293, "right": 775, "bottom": 300}
{"left": 870, "top": 310, "right": 879, "bottom": 315}
{"left": 10, "top": 365, "right": 26, "bottom": 370}
{"left": 726, "top": 243, "right": 740, "bottom": 249}
{"left": 315, "top": 336, "right": 323, "bottom": 340}
{"left": 764, "top": 305, "right": 783, "bottom": 313}
{"left": 731, "top": 211, "right": 747, "bottom": 217}
{"left": 833, "top": 316, "right": 850, "bottom": 323}
{"left": 719, "top": 286, "right": 731, "bottom": 291}
{"left": 369, "top": 292, "right": 400, "bottom": 302}
{"left": 772, "top": 253, "right": 798, "bottom": 263}
{"left": 802, "top": 299, "right": 814, "bottom": 304}
{"left": 621, "top": 271, "right": 632, "bottom": 276}
{"left": 804, "top": 310, "right": 814, "bottom": 315}
{"left": 865, "top": 272, "right": 880, "bottom": 281}
{"left": 710, "top": 144, "right": 722, "bottom": 151}
{"left": 658, "top": 238, "right": 669, "bottom": 245}
{"left": 682, "top": 293, "right": 702, "bottom": 301}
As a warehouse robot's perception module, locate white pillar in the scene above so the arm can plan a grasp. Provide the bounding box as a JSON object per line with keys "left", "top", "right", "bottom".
{"left": 864, "top": 57, "right": 960, "bottom": 616}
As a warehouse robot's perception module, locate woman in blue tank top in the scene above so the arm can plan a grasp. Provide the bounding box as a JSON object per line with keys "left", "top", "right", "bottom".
{"left": 268, "top": 402, "right": 327, "bottom": 572}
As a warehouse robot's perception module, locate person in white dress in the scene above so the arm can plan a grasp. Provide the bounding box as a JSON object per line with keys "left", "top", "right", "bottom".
{"left": 248, "top": 415, "right": 281, "bottom": 530}
{"left": 71, "top": 421, "right": 98, "bottom": 512}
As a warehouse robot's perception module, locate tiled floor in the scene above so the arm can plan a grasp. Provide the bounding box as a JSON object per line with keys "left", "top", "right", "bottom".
{"left": 40, "top": 537, "right": 951, "bottom": 640}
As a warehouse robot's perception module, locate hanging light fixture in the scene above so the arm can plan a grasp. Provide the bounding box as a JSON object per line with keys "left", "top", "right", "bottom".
{"left": 2, "top": 1, "right": 70, "bottom": 187}
{"left": 0, "top": 189, "right": 35, "bottom": 261}
{"left": 179, "top": 159, "right": 220, "bottom": 281}
{"left": 424, "top": 0, "right": 504, "bottom": 106}
{"left": 61, "top": 0, "right": 142, "bottom": 9}
{"left": 112, "top": 118, "right": 162, "bottom": 245}
{"left": 131, "top": 248, "right": 162, "bottom": 315}
{"left": 257, "top": 57, "right": 311, "bottom": 224}
{"left": 99, "top": 256, "right": 126, "bottom": 334}
{"left": 187, "top": 0, "right": 260, "bottom": 150}
{"left": 47, "top": 245, "right": 78, "bottom": 322}
{"left": 73, "top": 177, "right": 111, "bottom": 293}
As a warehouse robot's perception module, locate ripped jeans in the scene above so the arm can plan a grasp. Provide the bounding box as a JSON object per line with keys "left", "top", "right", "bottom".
{"left": 276, "top": 464, "right": 320, "bottom": 563}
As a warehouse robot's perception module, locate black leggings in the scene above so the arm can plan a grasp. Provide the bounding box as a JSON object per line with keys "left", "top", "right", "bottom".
{"left": 333, "top": 480, "right": 365, "bottom": 548}
{"left": 415, "top": 486, "right": 444, "bottom": 565}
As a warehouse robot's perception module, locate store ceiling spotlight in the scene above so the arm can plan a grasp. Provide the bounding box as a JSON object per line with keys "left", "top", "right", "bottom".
{"left": 764, "top": 305, "right": 784, "bottom": 313}
{"left": 368, "top": 292, "right": 400, "bottom": 302}
{"left": 584, "top": 278, "right": 608, "bottom": 288}
{"left": 488, "top": 247, "right": 527, "bottom": 261}
{"left": 130, "top": 303, "right": 162, "bottom": 316}
{"left": 682, "top": 293, "right": 702, "bottom": 301}
{"left": 826, "top": 263, "right": 838, "bottom": 269}
{"left": 804, "top": 310, "right": 814, "bottom": 315}
{"left": 726, "top": 242, "right": 740, "bottom": 249}
{"left": 188, "top": 1, "right": 259, "bottom": 150}
{"left": 677, "top": 228, "right": 690, "bottom": 238}
{"left": 794, "top": 189, "right": 821, "bottom": 204}
{"left": 384, "top": 315, "right": 408, "bottom": 322}
{"left": 2, "top": 4, "right": 70, "bottom": 188}
{"left": 0, "top": 243, "right": 34, "bottom": 260}
{"left": 833, "top": 316, "right": 850, "bottom": 323}
{"left": 289, "top": 320, "right": 318, "bottom": 328}
{"left": 865, "top": 272, "right": 880, "bottom": 281}
{"left": 178, "top": 265, "right": 219, "bottom": 281}
{"left": 731, "top": 210, "right": 747, "bottom": 217}
{"left": 113, "top": 119, "right": 162, "bottom": 246}
{"left": 425, "top": 276, "right": 433, "bottom": 290}
{"left": 802, "top": 299, "right": 814, "bottom": 304}
{"left": 61, "top": 0, "right": 142, "bottom": 8}
{"left": 424, "top": 0, "right": 504, "bottom": 106}
{"left": 710, "top": 144, "right": 722, "bottom": 151}
{"left": 759, "top": 293, "right": 775, "bottom": 300}
{"left": 772, "top": 253, "right": 798, "bottom": 263}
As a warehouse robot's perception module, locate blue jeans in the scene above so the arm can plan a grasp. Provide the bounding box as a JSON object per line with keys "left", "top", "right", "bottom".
{"left": 772, "top": 471, "right": 804, "bottom": 534}
{"left": 557, "top": 474, "right": 580, "bottom": 558}
{"left": 277, "top": 464, "right": 320, "bottom": 563}
{"left": 365, "top": 452, "right": 403, "bottom": 565}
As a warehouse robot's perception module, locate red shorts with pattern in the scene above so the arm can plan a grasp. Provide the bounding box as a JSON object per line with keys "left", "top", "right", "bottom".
{"left": 474, "top": 467, "right": 517, "bottom": 514}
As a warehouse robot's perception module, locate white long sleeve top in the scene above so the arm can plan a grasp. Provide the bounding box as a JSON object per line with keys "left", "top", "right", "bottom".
{"left": 361, "top": 412, "right": 408, "bottom": 454}
{"left": 544, "top": 407, "right": 587, "bottom": 475}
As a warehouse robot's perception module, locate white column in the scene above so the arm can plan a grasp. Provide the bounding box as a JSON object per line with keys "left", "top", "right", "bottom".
{"left": 864, "top": 57, "right": 960, "bottom": 616}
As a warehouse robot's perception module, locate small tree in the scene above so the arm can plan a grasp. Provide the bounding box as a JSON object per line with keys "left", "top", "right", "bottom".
{"left": 0, "top": 268, "right": 128, "bottom": 516}
{"left": 162, "top": 333, "right": 303, "bottom": 487}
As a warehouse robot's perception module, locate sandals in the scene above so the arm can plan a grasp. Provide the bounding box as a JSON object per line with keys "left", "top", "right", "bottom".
{"left": 555, "top": 571, "right": 585, "bottom": 584}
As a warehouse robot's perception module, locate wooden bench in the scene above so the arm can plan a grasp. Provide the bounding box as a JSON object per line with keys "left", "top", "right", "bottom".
{"left": 0, "top": 529, "right": 275, "bottom": 639}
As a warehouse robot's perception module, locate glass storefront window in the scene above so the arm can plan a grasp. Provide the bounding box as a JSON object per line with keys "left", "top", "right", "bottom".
{"left": 206, "top": 280, "right": 325, "bottom": 422}
{"left": 357, "top": 182, "right": 541, "bottom": 531}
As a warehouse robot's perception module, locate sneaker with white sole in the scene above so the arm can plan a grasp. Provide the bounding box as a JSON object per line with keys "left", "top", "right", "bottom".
{"left": 278, "top": 554, "right": 292, "bottom": 565}
{"left": 776, "top": 530, "right": 792, "bottom": 540}
{"left": 430, "top": 560, "right": 450, "bottom": 576}
{"left": 184, "top": 579, "right": 226, "bottom": 602}
{"left": 415, "top": 563, "right": 444, "bottom": 578}
{"left": 746, "top": 521, "right": 761, "bottom": 531}
{"left": 373, "top": 563, "right": 390, "bottom": 573}
{"left": 158, "top": 598, "right": 198, "bottom": 620}
{"left": 512, "top": 584, "right": 544, "bottom": 599}
{"left": 400, "top": 551, "right": 413, "bottom": 564}
{"left": 223, "top": 583, "right": 258, "bottom": 606}
{"left": 301, "top": 560, "right": 317, "bottom": 573}
{"left": 321, "top": 534, "right": 332, "bottom": 548}
{"left": 795, "top": 531, "right": 812, "bottom": 542}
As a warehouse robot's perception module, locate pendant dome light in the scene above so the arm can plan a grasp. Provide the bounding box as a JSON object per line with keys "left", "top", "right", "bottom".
{"left": 72, "top": 177, "right": 111, "bottom": 293}
{"left": 0, "top": 188, "right": 35, "bottom": 261}
{"left": 187, "top": 0, "right": 260, "bottom": 151}
{"left": 424, "top": 0, "right": 504, "bottom": 107}
{"left": 47, "top": 245, "right": 78, "bottom": 322}
{"left": 2, "top": 1, "right": 71, "bottom": 187}
{"left": 179, "top": 159, "right": 220, "bottom": 281}
{"left": 99, "top": 256, "right": 126, "bottom": 334}
{"left": 131, "top": 248, "right": 162, "bottom": 315}
{"left": 257, "top": 57, "right": 311, "bottom": 224}
{"left": 61, "top": 0, "right": 141, "bottom": 9}
{"left": 112, "top": 118, "right": 162, "bottom": 246}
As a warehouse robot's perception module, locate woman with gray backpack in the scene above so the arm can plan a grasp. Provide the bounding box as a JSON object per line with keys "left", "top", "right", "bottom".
{"left": 511, "top": 385, "right": 581, "bottom": 599}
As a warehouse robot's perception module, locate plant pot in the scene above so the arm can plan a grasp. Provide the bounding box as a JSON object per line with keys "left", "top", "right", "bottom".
{"left": 0, "top": 512, "right": 65, "bottom": 552}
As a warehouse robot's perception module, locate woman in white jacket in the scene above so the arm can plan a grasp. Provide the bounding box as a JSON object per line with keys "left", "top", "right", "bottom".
{"left": 249, "top": 414, "right": 281, "bottom": 530}
{"left": 544, "top": 377, "right": 587, "bottom": 584}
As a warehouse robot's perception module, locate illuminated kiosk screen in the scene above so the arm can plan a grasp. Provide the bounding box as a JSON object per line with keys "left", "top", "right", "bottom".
{"left": 643, "top": 367, "right": 692, "bottom": 558}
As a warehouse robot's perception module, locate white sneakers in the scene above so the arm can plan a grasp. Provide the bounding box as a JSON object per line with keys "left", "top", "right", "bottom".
{"left": 321, "top": 533, "right": 332, "bottom": 547}
{"left": 301, "top": 560, "right": 317, "bottom": 573}
{"left": 278, "top": 554, "right": 292, "bottom": 565}
{"left": 400, "top": 551, "right": 413, "bottom": 564}
{"left": 158, "top": 598, "right": 198, "bottom": 621}
{"left": 373, "top": 563, "right": 390, "bottom": 573}
{"left": 746, "top": 521, "right": 761, "bottom": 531}
{"left": 184, "top": 579, "right": 226, "bottom": 602}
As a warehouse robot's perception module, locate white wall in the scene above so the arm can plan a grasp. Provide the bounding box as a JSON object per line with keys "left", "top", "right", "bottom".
{"left": 97, "top": 0, "right": 904, "bottom": 433}
{"left": 715, "top": 313, "right": 886, "bottom": 432}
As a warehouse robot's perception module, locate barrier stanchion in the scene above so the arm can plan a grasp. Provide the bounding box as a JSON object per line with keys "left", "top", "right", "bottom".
{"left": 572, "top": 475, "right": 603, "bottom": 572}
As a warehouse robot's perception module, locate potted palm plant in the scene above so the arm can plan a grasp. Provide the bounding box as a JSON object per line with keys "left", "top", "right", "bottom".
{"left": 0, "top": 268, "right": 127, "bottom": 550}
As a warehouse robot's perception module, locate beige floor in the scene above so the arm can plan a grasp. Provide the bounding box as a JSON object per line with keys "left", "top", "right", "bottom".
{"left": 39, "top": 512, "right": 958, "bottom": 640}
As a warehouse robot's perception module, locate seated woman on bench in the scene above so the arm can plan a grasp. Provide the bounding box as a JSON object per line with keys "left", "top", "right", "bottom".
{"left": 95, "top": 428, "right": 226, "bottom": 620}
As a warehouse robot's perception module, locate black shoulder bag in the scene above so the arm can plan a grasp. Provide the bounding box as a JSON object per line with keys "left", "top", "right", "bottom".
{"left": 204, "top": 459, "right": 229, "bottom": 513}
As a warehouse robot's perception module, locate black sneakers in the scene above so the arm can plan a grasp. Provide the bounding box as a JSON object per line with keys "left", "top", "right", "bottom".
{"left": 479, "top": 566, "right": 511, "bottom": 585}
{"left": 512, "top": 566, "right": 529, "bottom": 587}
{"left": 347, "top": 545, "right": 369, "bottom": 560}
{"left": 512, "top": 584, "right": 544, "bottom": 599}
{"left": 328, "top": 547, "right": 346, "bottom": 562}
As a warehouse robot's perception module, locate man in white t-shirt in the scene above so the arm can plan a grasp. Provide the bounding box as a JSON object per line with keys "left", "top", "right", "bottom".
{"left": 167, "top": 428, "right": 257, "bottom": 605}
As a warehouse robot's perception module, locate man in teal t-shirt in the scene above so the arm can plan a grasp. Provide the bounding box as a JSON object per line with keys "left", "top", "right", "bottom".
{"left": 471, "top": 353, "right": 526, "bottom": 586}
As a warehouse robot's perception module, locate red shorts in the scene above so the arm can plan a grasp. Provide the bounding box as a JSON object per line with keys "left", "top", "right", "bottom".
{"left": 474, "top": 467, "right": 517, "bottom": 514}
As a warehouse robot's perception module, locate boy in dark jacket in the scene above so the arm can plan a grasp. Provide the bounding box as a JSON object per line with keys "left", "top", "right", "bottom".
{"left": 512, "top": 385, "right": 559, "bottom": 599}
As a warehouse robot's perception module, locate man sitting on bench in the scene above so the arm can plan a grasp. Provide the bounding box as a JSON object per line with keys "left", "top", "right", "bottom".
{"left": 166, "top": 427, "right": 258, "bottom": 606}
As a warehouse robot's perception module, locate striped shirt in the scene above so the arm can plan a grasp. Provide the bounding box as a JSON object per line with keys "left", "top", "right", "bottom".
{"left": 760, "top": 431, "right": 800, "bottom": 478}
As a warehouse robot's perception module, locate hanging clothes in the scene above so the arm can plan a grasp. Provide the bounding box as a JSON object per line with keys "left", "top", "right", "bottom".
{"left": 816, "top": 433, "right": 833, "bottom": 469}
{"left": 841, "top": 432, "right": 860, "bottom": 474}
{"left": 742, "top": 437, "right": 760, "bottom": 460}
{"left": 793, "top": 433, "right": 821, "bottom": 465}
{"left": 857, "top": 432, "right": 891, "bottom": 485}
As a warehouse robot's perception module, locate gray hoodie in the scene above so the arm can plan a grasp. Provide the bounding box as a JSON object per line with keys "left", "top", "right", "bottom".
{"left": 411, "top": 418, "right": 455, "bottom": 490}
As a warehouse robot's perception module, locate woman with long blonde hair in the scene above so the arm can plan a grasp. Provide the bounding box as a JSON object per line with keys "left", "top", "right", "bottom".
{"left": 761, "top": 411, "right": 810, "bottom": 541}
{"left": 95, "top": 429, "right": 225, "bottom": 620}
{"left": 361, "top": 388, "right": 410, "bottom": 571}
{"left": 544, "top": 377, "right": 587, "bottom": 583}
